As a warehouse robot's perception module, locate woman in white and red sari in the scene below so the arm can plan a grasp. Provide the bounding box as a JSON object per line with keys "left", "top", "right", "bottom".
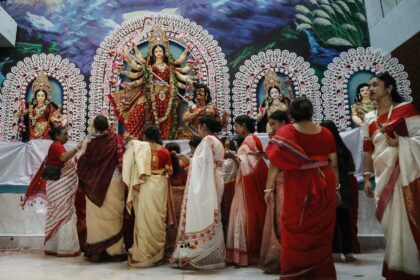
{"left": 22, "top": 126, "right": 83, "bottom": 257}
{"left": 226, "top": 115, "right": 267, "bottom": 266}
{"left": 363, "top": 72, "right": 420, "bottom": 279}
{"left": 171, "top": 116, "right": 226, "bottom": 269}
{"left": 266, "top": 97, "right": 339, "bottom": 279}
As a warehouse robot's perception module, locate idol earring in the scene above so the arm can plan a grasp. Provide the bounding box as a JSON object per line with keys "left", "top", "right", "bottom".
{"left": 33, "top": 100, "right": 38, "bottom": 106}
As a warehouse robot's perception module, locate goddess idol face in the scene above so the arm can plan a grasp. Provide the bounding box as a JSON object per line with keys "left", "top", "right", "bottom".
{"left": 154, "top": 46, "right": 164, "bottom": 59}
{"left": 359, "top": 85, "right": 370, "bottom": 98}
{"left": 269, "top": 87, "right": 283, "bottom": 100}
{"left": 35, "top": 90, "right": 46, "bottom": 105}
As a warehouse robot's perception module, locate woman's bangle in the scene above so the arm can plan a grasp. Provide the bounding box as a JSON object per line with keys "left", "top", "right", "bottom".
{"left": 363, "top": 172, "right": 372, "bottom": 176}
{"left": 264, "top": 188, "right": 273, "bottom": 193}
{"left": 336, "top": 184, "right": 341, "bottom": 190}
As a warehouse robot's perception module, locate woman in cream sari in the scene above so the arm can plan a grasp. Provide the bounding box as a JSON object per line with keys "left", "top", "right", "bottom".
{"left": 171, "top": 116, "right": 226, "bottom": 269}
{"left": 363, "top": 72, "right": 420, "bottom": 279}
{"left": 77, "top": 115, "right": 126, "bottom": 262}
{"left": 123, "top": 125, "right": 172, "bottom": 267}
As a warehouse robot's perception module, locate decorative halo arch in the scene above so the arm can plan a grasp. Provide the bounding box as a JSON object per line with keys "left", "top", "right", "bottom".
{"left": 232, "top": 49, "right": 322, "bottom": 123}
{"left": 322, "top": 47, "right": 412, "bottom": 131}
{"left": 0, "top": 53, "right": 87, "bottom": 142}
{"left": 89, "top": 15, "right": 230, "bottom": 129}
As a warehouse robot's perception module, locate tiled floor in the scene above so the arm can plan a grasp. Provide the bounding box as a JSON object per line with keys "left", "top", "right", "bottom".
{"left": 0, "top": 248, "right": 384, "bottom": 280}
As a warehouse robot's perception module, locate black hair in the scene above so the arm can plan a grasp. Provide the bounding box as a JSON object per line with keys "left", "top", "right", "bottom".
{"left": 221, "top": 136, "right": 238, "bottom": 152}
{"left": 268, "top": 110, "right": 290, "bottom": 123}
{"left": 371, "top": 72, "right": 403, "bottom": 103}
{"left": 165, "top": 142, "right": 181, "bottom": 176}
{"left": 320, "top": 120, "right": 355, "bottom": 173}
{"left": 235, "top": 136, "right": 245, "bottom": 148}
{"left": 48, "top": 125, "right": 66, "bottom": 141}
{"left": 193, "top": 83, "right": 212, "bottom": 104}
{"left": 234, "top": 115, "right": 256, "bottom": 133}
{"left": 290, "top": 97, "right": 313, "bottom": 122}
{"left": 144, "top": 125, "right": 162, "bottom": 144}
{"left": 93, "top": 114, "right": 109, "bottom": 133}
{"left": 354, "top": 83, "right": 369, "bottom": 102}
{"left": 188, "top": 135, "right": 202, "bottom": 149}
{"left": 150, "top": 44, "right": 169, "bottom": 66}
{"left": 198, "top": 116, "right": 222, "bottom": 133}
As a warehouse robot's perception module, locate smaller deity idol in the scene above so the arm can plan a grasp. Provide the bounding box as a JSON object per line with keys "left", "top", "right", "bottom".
{"left": 181, "top": 83, "right": 228, "bottom": 137}
{"left": 256, "top": 68, "right": 291, "bottom": 133}
{"left": 15, "top": 73, "right": 62, "bottom": 141}
{"left": 351, "top": 83, "right": 377, "bottom": 127}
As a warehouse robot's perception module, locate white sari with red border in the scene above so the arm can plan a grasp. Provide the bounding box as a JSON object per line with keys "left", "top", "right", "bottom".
{"left": 364, "top": 102, "right": 420, "bottom": 279}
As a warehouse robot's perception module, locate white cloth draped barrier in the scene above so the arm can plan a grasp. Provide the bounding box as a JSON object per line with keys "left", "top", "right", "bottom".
{"left": 0, "top": 140, "right": 76, "bottom": 186}
{"left": 0, "top": 128, "right": 363, "bottom": 187}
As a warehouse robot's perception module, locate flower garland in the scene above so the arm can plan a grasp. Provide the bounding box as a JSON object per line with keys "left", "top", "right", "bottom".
{"left": 142, "top": 61, "right": 179, "bottom": 139}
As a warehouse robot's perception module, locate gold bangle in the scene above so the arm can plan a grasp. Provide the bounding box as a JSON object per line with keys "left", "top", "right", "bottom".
{"left": 264, "top": 188, "right": 273, "bottom": 193}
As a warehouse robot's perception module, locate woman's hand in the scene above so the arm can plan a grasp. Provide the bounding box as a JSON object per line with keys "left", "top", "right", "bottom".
{"left": 224, "top": 150, "right": 237, "bottom": 160}
{"left": 385, "top": 133, "right": 399, "bottom": 147}
{"left": 264, "top": 190, "right": 274, "bottom": 205}
{"left": 176, "top": 154, "right": 190, "bottom": 163}
{"left": 364, "top": 180, "right": 374, "bottom": 198}
{"left": 336, "top": 191, "right": 342, "bottom": 207}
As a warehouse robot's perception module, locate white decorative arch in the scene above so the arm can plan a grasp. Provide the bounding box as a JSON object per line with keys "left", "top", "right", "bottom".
{"left": 232, "top": 49, "right": 322, "bottom": 123}
{"left": 0, "top": 53, "right": 87, "bottom": 142}
{"left": 89, "top": 15, "right": 230, "bottom": 129}
{"left": 322, "top": 47, "right": 412, "bottom": 131}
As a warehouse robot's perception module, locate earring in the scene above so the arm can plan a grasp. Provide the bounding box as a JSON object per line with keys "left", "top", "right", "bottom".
{"left": 33, "top": 100, "right": 37, "bottom": 106}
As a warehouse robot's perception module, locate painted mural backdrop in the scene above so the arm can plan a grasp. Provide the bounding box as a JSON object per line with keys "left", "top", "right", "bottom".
{"left": 0, "top": 0, "right": 369, "bottom": 114}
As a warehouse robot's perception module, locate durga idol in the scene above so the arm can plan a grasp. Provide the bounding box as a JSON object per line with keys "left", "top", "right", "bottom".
{"left": 109, "top": 26, "right": 199, "bottom": 140}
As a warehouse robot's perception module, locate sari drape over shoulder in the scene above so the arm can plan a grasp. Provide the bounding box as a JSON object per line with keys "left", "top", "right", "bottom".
{"left": 226, "top": 134, "right": 267, "bottom": 266}
{"left": 77, "top": 132, "right": 126, "bottom": 259}
{"left": 77, "top": 132, "right": 125, "bottom": 206}
{"left": 170, "top": 135, "right": 226, "bottom": 269}
{"left": 123, "top": 141, "right": 171, "bottom": 267}
{"left": 364, "top": 102, "right": 420, "bottom": 279}
{"left": 266, "top": 124, "right": 337, "bottom": 279}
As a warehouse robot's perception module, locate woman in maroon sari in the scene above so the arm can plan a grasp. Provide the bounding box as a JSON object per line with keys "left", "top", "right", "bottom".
{"left": 266, "top": 97, "right": 339, "bottom": 279}
{"left": 164, "top": 142, "right": 189, "bottom": 257}
{"left": 226, "top": 115, "right": 267, "bottom": 266}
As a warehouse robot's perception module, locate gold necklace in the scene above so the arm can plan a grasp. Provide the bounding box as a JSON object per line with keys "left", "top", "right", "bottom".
{"left": 155, "top": 62, "right": 166, "bottom": 72}
{"left": 30, "top": 104, "right": 47, "bottom": 126}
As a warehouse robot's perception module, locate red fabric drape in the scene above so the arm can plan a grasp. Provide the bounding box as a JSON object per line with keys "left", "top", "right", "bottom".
{"left": 242, "top": 135, "right": 268, "bottom": 263}
{"left": 77, "top": 132, "right": 124, "bottom": 207}
{"left": 266, "top": 125, "right": 337, "bottom": 279}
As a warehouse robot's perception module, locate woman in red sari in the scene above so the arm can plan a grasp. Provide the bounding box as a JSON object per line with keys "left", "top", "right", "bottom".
{"left": 266, "top": 97, "right": 339, "bottom": 279}
{"left": 226, "top": 115, "right": 267, "bottom": 266}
